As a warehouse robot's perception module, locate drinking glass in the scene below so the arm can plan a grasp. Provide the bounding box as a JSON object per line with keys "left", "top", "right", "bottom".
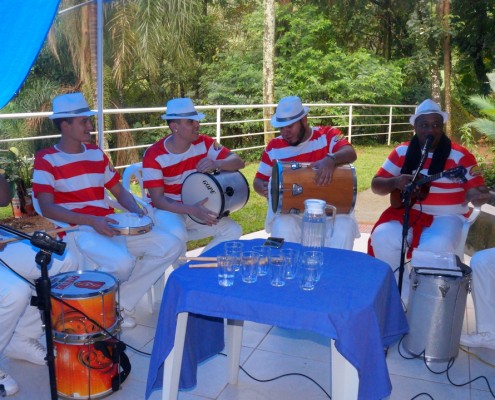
{"left": 217, "top": 255, "right": 235, "bottom": 287}
{"left": 281, "top": 248, "right": 299, "bottom": 280}
{"left": 240, "top": 251, "right": 259, "bottom": 283}
{"left": 269, "top": 250, "right": 286, "bottom": 287}
{"left": 252, "top": 245, "right": 271, "bottom": 276}
{"left": 224, "top": 241, "right": 243, "bottom": 272}
{"left": 302, "top": 250, "right": 324, "bottom": 282}
{"left": 299, "top": 254, "right": 319, "bottom": 291}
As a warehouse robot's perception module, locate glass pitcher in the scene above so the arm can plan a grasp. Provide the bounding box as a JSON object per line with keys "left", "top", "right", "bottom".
{"left": 301, "top": 199, "right": 336, "bottom": 252}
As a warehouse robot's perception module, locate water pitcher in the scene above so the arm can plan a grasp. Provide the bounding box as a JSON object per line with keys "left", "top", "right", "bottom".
{"left": 301, "top": 199, "right": 336, "bottom": 252}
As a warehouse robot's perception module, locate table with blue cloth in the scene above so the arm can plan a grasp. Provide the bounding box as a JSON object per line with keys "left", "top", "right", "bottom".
{"left": 146, "top": 239, "right": 408, "bottom": 400}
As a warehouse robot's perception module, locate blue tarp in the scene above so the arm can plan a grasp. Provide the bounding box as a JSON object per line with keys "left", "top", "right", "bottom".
{"left": 0, "top": 0, "right": 61, "bottom": 110}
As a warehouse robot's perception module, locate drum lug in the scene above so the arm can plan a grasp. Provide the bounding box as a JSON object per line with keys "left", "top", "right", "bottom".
{"left": 439, "top": 284, "right": 450, "bottom": 298}
{"left": 411, "top": 279, "right": 419, "bottom": 291}
{"left": 290, "top": 162, "right": 302, "bottom": 170}
{"left": 225, "top": 186, "right": 234, "bottom": 197}
{"left": 292, "top": 184, "right": 303, "bottom": 196}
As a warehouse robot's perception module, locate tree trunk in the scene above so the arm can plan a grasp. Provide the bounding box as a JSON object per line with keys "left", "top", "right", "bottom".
{"left": 383, "top": 0, "right": 392, "bottom": 60}
{"left": 442, "top": 0, "right": 452, "bottom": 135}
{"left": 263, "top": 0, "right": 275, "bottom": 144}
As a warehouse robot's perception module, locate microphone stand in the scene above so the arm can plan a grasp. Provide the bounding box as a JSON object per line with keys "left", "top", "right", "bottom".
{"left": 0, "top": 224, "right": 66, "bottom": 400}
{"left": 397, "top": 135, "right": 432, "bottom": 295}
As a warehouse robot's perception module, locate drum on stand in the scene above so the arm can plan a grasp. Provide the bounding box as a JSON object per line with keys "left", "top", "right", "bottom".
{"left": 51, "top": 271, "right": 128, "bottom": 399}
{"left": 107, "top": 213, "right": 153, "bottom": 236}
{"left": 271, "top": 161, "right": 357, "bottom": 214}
{"left": 403, "top": 263, "right": 471, "bottom": 362}
{"left": 181, "top": 171, "right": 250, "bottom": 224}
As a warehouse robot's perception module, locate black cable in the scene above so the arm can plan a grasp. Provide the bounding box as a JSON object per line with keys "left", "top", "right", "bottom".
{"left": 0, "top": 258, "right": 150, "bottom": 356}
{"left": 218, "top": 352, "right": 331, "bottom": 399}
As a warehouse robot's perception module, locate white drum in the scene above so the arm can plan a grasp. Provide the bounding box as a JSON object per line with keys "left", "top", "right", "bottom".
{"left": 181, "top": 171, "right": 250, "bottom": 224}
{"left": 107, "top": 212, "right": 153, "bottom": 235}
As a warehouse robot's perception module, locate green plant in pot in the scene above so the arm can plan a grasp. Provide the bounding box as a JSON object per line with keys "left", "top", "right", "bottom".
{"left": 0, "top": 147, "right": 35, "bottom": 217}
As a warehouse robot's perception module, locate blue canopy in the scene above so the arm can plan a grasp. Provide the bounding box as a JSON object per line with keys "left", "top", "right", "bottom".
{"left": 0, "top": 0, "right": 61, "bottom": 110}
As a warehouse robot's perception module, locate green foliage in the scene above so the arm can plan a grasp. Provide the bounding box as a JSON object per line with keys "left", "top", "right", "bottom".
{"left": 0, "top": 147, "right": 34, "bottom": 200}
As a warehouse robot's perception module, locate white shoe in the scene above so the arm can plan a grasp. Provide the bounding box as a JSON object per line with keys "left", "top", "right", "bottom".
{"left": 120, "top": 310, "right": 137, "bottom": 329}
{"left": 0, "top": 369, "right": 19, "bottom": 396}
{"left": 4, "top": 335, "right": 46, "bottom": 365}
{"left": 460, "top": 332, "right": 495, "bottom": 350}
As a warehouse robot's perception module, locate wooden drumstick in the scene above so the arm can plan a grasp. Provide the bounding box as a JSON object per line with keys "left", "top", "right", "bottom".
{"left": 179, "top": 256, "right": 217, "bottom": 262}
{"left": 0, "top": 225, "right": 80, "bottom": 245}
{"left": 188, "top": 263, "right": 218, "bottom": 268}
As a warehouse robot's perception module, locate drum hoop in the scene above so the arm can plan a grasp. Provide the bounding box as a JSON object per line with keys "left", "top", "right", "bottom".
{"left": 108, "top": 214, "right": 153, "bottom": 235}
{"left": 51, "top": 271, "right": 117, "bottom": 299}
{"left": 52, "top": 320, "right": 119, "bottom": 343}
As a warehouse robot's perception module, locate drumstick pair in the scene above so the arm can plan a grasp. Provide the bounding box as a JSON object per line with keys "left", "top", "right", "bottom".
{"left": 179, "top": 256, "right": 217, "bottom": 268}
{"left": 0, "top": 225, "right": 79, "bottom": 245}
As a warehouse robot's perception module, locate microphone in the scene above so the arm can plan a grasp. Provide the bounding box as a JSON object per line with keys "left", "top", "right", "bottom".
{"left": 421, "top": 135, "right": 434, "bottom": 158}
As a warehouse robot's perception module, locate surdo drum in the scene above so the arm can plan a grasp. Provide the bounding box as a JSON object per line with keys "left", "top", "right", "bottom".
{"left": 107, "top": 212, "right": 153, "bottom": 236}
{"left": 181, "top": 171, "right": 250, "bottom": 224}
{"left": 271, "top": 161, "right": 357, "bottom": 214}
{"left": 403, "top": 264, "right": 472, "bottom": 362}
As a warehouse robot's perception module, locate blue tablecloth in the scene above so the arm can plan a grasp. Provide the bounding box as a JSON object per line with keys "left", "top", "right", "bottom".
{"left": 146, "top": 239, "right": 408, "bottom": 400}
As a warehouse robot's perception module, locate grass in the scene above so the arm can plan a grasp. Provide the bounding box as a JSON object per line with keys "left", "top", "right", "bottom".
{"left": 0, "top": 144, "right": 392, "bottom": 250}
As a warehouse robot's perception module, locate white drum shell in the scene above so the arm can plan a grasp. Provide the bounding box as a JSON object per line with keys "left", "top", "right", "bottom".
{"left": 181, "top": 171, "right": 250, "bottom": 224}
{"left": 403, "top": 267, "right": 471, "bottom": 362}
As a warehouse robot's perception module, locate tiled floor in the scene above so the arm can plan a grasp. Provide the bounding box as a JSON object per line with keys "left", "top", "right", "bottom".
{"left": 2, "top": 231, "right": 495, "bottom": 400}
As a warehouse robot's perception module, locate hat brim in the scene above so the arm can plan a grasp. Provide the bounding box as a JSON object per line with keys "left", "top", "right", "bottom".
{"left": 161, "top": 113, "right": 205, "bottom": 121}
{"left": 270, "top": 107, "right": 309, "bottom": 128}
{"left": 409, "top": 111, "right": 449, "bottom": 125}
{"left": 49, "top": 110, "right": 97, "bottom": 120}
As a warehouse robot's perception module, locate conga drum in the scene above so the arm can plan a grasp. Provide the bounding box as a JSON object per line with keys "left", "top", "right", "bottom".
{"left": 271, "top": 161, "right": 357, "bottom": 214}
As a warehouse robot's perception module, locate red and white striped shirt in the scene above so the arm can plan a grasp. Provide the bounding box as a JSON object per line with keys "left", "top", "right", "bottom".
{"left": 376, "top": 141, "right": 485, "bottom": 215}
{"left": 255, "top": 126, "right": 351, "bottom": 181}
{"left": 142, "top": 134, "right": 230, "bottom": 202}
{"left": 33, "top": 144, "right": 120, "bottom": 216}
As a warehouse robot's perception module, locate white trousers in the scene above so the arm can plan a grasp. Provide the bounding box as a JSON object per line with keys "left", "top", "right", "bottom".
{"left": 270, "top": 213, "right": 360, "bottom": 250}
{"left": 153, "top": 209, "right": 242, "bottom": 253}
{"left": 0, "top": 240, "right": 77, "bottom": 353}
{"left": 370, "top": 214, "right": 465, "bottom": 274}
{"left": 469, "top": 248, "right": 495, "bottom": 334}
{"left": 67, "top": 226, "right": 183, "bottom": 312}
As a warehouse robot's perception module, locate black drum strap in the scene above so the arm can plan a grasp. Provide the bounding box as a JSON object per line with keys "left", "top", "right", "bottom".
{"left": 94, "top": 340, "right": 132, "bottom": 392}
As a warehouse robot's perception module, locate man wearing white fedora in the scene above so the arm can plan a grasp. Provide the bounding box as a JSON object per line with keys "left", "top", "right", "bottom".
{"left": 369, "top": 99, "right": 489, "bottom": 280}
{"left": 32, "top": 92, "right": 182, "bottom": 328}
{"left": 253, "top": 95, "right": 359, "bottom": 249}
{"left": 142, "top": 98, "right": 245, "bottom": 252}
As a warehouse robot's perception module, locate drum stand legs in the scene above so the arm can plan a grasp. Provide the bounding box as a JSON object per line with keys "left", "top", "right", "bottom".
{"left": 33, "top": 250, "right": 58, "bottom": 400}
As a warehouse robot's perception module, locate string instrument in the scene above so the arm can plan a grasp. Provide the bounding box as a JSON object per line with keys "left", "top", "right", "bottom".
{"left": 390, "top": 166, "right": 467, "bottom": 209}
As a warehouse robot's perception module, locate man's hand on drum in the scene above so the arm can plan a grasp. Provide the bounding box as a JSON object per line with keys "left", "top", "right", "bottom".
{"left": 90, "top": 215, "right": 119, "bottom": 237}
{"left": 312, "top": 157, "right": 336, "bottom": 186}
{"left": 191, "top": 198, "right": 219, "bottom": 226}
{"left": 196, "top": 159, "right": 218, "bottom": 174}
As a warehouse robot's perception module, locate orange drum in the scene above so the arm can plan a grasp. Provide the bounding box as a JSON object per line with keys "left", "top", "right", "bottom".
{"left": 271, "top": 161, "right": 357, "bottom": 214}
{"left": 51, "top": 271, "right": 118, "bottom": 342}
{"left": 54, "top": 340, "right": 119, "bottom": 399}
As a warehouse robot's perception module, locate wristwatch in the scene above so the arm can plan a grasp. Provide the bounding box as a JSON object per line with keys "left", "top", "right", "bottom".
{"left": 326, "top": 153, "right": 337, "bottom": 162}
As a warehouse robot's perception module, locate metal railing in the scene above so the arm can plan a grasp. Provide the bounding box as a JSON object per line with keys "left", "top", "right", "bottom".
{"left": 0, "top": 102, "right": 416, "bottom": 169}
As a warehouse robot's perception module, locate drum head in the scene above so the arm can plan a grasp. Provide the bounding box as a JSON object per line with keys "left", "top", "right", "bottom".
{"left": 181, "top": 172, "right": 222, "bottom": 215}
{"left": 107, "top": 212, "right": 153, "bottom": 235}
{"left": 271, "top": 161, "right": 282, "bottom": 213}
{"left": 51, "top": 271, "right": 117, "bottom": 299}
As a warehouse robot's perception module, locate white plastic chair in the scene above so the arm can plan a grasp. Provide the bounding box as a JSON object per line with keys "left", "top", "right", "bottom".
{"left": 455, "top": 205, "right": 481, "bottom": 262}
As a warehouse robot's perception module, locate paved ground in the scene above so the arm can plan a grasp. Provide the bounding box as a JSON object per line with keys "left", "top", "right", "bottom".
{"left": 354, "top": 188, "right": 389, "bottom": 232}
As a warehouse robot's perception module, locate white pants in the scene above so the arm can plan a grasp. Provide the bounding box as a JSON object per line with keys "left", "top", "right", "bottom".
{"left": 0, "top": 239, "right": 77, "bottom": 353}
{"left": 370, "top": 214, "right": 465, "bottom": 274}
{"left": 67, "top": 226, "right": 183, "bottom": 312}
{"left": 153, "top": 209, "right": 242, "bottom": 253}
{"left": 270, "top": 213, "right": 359, "bottom": 250}
{"left": 469, "top": 248, "right": 495, "bottom": 334}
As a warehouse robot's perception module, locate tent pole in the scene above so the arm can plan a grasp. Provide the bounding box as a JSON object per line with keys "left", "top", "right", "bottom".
{"left": 96, "top": 0, "right": 104, "bottom": 148}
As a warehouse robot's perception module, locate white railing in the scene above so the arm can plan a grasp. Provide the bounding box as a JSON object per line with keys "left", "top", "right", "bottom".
{"left": 0, "top": 102, "right": 416, "bottom": 169}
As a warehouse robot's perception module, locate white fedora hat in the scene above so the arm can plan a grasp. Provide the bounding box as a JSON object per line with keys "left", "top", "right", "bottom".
{"left": 409, "top": 99, "right": 449, "bottom": 125}
{"left": 270, "top": 96, "right": 309, "bottom": 128}
{"left": 161, "top": 98, "right": 205, "bottom": 121}
{"left": 49, "top": 92, "right": 97, "bottom": 120}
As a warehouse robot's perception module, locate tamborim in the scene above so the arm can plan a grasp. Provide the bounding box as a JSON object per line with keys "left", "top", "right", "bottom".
{"left": 107, "top": 212, "right": 153, "bottom": 235}
{"left": 181, "top": 171, "right": 250, "bottom": 225}
{"left": 271, "top": 161, "right": 356, "bottom": 214}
